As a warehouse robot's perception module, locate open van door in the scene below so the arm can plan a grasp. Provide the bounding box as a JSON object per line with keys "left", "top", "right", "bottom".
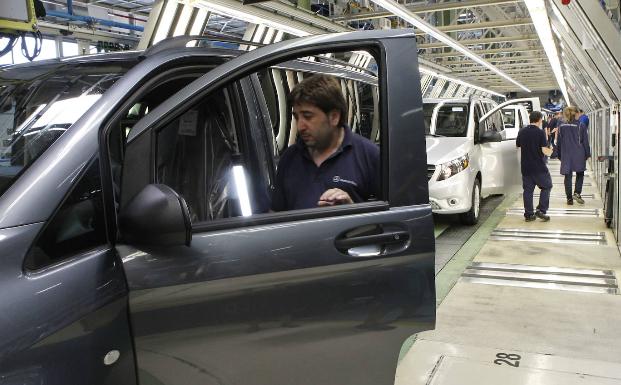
{"left": 112, "top": 30, "right": 435, "bottom": 385}
{"left": 489, "top": 97, "right": 541, "bottom": 114}
{"left": 480, "top": 99, "right": 535, "bottom": 194}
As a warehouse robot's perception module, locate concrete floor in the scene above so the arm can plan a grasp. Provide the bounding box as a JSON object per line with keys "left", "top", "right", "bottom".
{"left": 398, "top": 161, "right": 621, "bottom": 384}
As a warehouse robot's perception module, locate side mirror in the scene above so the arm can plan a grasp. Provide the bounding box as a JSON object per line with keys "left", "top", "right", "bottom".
{"left": 119, "top": 184, "right": 192, "bottom": 247}
{"left": 480, "top": 130, "right": 502, "bottom": 143}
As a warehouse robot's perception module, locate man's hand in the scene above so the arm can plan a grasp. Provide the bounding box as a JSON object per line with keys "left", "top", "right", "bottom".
{"left": 318, "top": 188, "right": 353, "bottom": 206}
{"left": 542, "top": 146, "right": 553, "bottom": 156}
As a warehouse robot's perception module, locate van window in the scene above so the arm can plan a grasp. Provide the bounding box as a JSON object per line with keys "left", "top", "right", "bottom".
{"left": 0, "top": 62, "right": 135, "bottom": 198}
{"left": 503, "top": 109, "right": 516, "bottom": 129}
{"left": 25, "top": 158, "right": 106, "bottom": 270}
{"left": 486, "top": 110, "right": 504, "bottom": 132}
{"left": 154, "top": 86, "right": 267, "bottom": 222}
{"left": 124, "top": 49, "right": 385, "bottom": 228}
{"left": 434, "top": 103, "right": 469, "bottom": 137}
{"left": 355, "top": 82, "right": 378, "bottom": 141}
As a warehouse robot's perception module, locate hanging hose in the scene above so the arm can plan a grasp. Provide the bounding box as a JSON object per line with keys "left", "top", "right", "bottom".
{"left": 0, "top": 34, "right": 18, "bottom": 58}
{"left": 20, "top": 30, "right": 43, "bottom": 62}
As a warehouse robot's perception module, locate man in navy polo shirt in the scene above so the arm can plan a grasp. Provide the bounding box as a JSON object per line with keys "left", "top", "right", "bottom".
{"left": 271, "top": 74, "right": 379, "bottom": 211}
{"left": 516, "top": 111, "right": 553, "bottom": 222}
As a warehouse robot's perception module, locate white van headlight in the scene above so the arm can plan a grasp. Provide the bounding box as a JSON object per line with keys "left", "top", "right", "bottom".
{"left": 437, "top": 154, "right": 469, "bottom": 181}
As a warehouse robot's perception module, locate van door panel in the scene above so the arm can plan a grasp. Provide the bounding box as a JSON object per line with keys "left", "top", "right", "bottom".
{"left": 481, "top": 141, "right": 505, "bottom": 195}
{"left": 480, "top": 102, "right": 527, "bottom": 195}
{"left": 118, "top": 30, "right": 435, "bottom": 385}
{"left": 120, "top": 206, "right": 434, "bottom": 385}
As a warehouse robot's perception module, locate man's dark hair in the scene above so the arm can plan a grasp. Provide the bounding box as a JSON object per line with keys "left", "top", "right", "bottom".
{"left": 579, "top": 109, "right": 584, "bottom": 113}
{"left": 529, "top": 111, "right": 543, "bottom": 123}
{"left": 290, "top": 74, "right": 348, "bottom": 127}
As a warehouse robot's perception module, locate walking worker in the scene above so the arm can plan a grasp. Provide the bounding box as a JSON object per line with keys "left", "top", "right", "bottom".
{"left": 557, "top": 106, "right": 591, "bottom": 205}
{"left": 548, "top": 111, "right": 561, "bottom": 158}
{"left": 579, "top": 109, "right": 590, "bottom": 130}
{"left": 516, "top": 111, "right": 553, "bottom": 222}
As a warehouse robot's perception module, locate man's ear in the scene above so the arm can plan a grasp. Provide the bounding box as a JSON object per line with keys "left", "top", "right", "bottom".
{"left": 328, "top": 110, "right": 341, "bottom": 127}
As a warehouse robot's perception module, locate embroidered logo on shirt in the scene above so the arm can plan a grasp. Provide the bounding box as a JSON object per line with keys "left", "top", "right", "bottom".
{"left": 333, "top": 176, "right": 358, "bottom": 187}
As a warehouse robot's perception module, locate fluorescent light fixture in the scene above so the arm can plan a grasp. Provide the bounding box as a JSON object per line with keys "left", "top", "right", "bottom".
{"left": 524, "top": 0, "right": 569, "bottom": 104}
{"left": 252, "top": 24, "right": 266, "bottom": 43}
{"left": 419, "top": 66, "right": 505, "bottom": 98}
{"left": 173, "top": 4, "right": 193, "bottom": 36}
{"left": 273, "top": 30, "right": 285, "bottom": 43}
{"left": 152, "top": 0, "right": 178, "bottom": 44}
{"left": 232, "top": 165, "right": 253, "bottom": 217}
{"left": 189, "top": 8, "right": 209, "bottom": 35}
{"left": 263, "top": 27, "right": 276, "bottom": 44}
{"left": 368, "top": 0, "right": 530, "bottom": 92}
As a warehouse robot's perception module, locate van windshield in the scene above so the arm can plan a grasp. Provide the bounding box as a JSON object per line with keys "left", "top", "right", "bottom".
{"left": 433, "top": 103, "right": 469, "bottom": 137}
{"left": 0, "top": 60, "right": 136, "bottom": 197}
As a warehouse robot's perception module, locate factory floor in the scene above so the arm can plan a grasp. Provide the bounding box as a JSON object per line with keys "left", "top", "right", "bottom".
{"left": 397, "top": 159, "right": 621, "bottom": 385}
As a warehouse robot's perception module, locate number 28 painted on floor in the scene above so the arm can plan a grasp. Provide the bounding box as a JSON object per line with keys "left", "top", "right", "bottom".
{"left": 494, "top": 353, "right": 521, "bottom": 367}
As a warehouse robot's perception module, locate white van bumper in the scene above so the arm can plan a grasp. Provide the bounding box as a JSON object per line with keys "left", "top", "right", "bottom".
{"left": 428, "top": 170, "right": 474, "bottom": 214}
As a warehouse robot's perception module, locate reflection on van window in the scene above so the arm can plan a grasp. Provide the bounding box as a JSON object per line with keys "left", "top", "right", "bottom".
{"left": 0, "top": 63, "right": 133, "bottom": 197}
{"left": 423, "top": 103, "right": 435, "bottom": 134}
{"left": 434, "top": 103, "right": 469, "bottom": 137}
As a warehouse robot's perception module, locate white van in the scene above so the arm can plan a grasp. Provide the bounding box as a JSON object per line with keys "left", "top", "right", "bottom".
{"left": 424, "top": 97, "right": 537, "bottom": 224}
{"left": 501, "top": 98, "right": 542, "bottom": 139}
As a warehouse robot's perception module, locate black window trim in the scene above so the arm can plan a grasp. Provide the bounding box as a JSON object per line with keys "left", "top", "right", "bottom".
{"left": 192, "top": 201, "right": 389, "bottom": 233}
{"left": 22, "top": 155, "right": 108, "bottom": 272}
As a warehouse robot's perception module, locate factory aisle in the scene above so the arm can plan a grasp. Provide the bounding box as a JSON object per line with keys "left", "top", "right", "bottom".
{"left": 397, "top": 159, "right": 621, "bottom": 384}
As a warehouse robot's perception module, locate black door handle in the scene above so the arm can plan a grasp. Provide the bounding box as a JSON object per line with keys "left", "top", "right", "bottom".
{"left": 335, "top": 230, "right": 409, "bottom": 250}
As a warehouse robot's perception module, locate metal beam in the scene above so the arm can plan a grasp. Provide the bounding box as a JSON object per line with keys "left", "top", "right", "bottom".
{"left": 257, "top": 0, "right": 350, "bottom": 33}
{"left": 38, "top": 20, "right": 139, "bottom": 45}
{"left": 466, "top": 73, "right": 552, "bottom": 79}
{"left": 414, "top": 18, "right": 532, "bottom": 35}
{"left": 442, "top": 54, "right": 548, "bottom": 64}
{"left": 423, "top": 46, "right": 543, "bottom": 58}
{"left": 333, "top": 0, "right": 520, "bottom": 22}
{"left": 418, "top": 34, "right": 539, "bottom": 49}
{"left": 450, "top": 63, "right": 550, "bottom": 72}
{"left": 488, "top": 78, "right": 556, "bottom": 83}
{"left": 368, "top": 0, "right": 530, "bottom": 91}
{"left": 450, "top": 64, "right": 550, "bottom": 72}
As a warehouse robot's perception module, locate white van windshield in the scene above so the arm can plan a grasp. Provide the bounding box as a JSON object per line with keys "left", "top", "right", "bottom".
{"left": 433, "top": 103, "right": 469, "bottom": 137}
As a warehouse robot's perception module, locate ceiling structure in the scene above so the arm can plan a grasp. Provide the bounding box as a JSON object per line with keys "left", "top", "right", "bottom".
{"left": 37, "top": 0, "right": 621, "bottom": 109}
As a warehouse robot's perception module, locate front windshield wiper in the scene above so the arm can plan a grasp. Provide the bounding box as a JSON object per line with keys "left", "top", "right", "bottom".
{"left": 426, "top": 133, "right": 445, "bottom": 137}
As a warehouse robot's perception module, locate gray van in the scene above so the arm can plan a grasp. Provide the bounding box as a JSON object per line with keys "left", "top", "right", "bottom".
{"left": 0, "top": 30, "right": 435, "bottom": 385}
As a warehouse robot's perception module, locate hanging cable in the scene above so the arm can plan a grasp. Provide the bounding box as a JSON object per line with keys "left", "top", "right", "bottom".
{"left": 20, "top": 30, "right": 43, "bottom": 62}
{"left": 0, "top": 34, "right": 18, "bottom": 58}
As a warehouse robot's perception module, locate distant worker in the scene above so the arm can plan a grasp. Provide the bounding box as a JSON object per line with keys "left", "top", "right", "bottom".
{"left": 578, "top": 109, "right": 590, "bottom": 130}
{"left": 557, "top": 106, "right": 591, "bottom": 205}
{"left": 548, "top": 111, "right": 562, "bottom": 158}
{"left": 516, "top": 111, "right": 553, "bottom": 222}
{"left": 271, "top": 74, "right": 379, "bottom": 211}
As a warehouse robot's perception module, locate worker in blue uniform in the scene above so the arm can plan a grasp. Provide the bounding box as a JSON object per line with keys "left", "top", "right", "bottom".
{"left": 557, "top": 106, "right": 591, "bottom": 205}
{"left": 579, "top": 109, "right": 590, "bottom": 130}
{"left": 516, "top": 111, "right": 553, "bottom": 222}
